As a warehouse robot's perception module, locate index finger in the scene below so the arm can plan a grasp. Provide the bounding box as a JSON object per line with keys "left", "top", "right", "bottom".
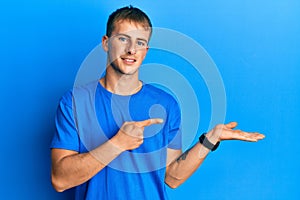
{"left": 135, "top": 118, "right": 164, "bottom": 127}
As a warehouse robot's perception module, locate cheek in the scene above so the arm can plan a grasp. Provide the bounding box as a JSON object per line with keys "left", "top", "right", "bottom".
{"left": 109, "top": 44, "right": 126, "bottom": 56}
{"left": 108, "top": 47, "right": 121, "bottom": 61}
{"left": 140, "top": 50, "right": 148, "bottom": 59}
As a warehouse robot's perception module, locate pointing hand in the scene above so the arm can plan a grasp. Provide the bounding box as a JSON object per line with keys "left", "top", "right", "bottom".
{"left": 112, "top": 118, "right": 164, "bottom": 151}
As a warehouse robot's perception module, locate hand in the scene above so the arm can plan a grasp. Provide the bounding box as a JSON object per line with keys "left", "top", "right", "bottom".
{"left": 206, "top": 122, "right": 265, "bottom": 144}
{"left": 111, "top": 118, "right": 164, "bottom": 151}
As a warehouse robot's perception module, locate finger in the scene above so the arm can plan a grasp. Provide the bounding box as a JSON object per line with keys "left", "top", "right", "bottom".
{"left": 248, "top": 132, "right": 266, "bottom": 140}
{"left": 233, "top": 131, "right": 265, "bottom": 142}
{"left": 135, "top": 118, "right": 164, "bottom": 127}
{"left": 225, "top": 122, "right": 238, "bottom": 129}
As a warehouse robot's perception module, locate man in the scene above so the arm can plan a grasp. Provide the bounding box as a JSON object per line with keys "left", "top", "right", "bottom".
{"left": 51, "top": 6, "right": 265, "bottom": 200}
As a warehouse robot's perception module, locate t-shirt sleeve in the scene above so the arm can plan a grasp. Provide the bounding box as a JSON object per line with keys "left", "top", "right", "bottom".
{"left": 50, "top": 91, "right": 80, "bottom": 152}
{"left": 167, "top": 98, "right": 182, "bottom": 150}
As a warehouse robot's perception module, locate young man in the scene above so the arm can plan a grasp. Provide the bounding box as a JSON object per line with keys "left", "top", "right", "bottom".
{"left": 51, "top": 6, "right": 265, "bottom": 200}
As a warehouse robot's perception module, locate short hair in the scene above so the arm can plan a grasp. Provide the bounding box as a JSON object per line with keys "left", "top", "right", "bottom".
{"left": 106, "top": 6, "right": 152, "bottom": 38}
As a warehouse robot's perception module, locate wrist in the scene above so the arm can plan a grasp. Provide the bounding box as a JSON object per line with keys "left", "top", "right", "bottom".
{"left": 199, "top": 133, "right": 220, "bottom": 151}
{"left": 109, "top": 136, "right": 126, "bottom": 153}
{"left": 205, "top": 131, "right": 220, "bottom": 144}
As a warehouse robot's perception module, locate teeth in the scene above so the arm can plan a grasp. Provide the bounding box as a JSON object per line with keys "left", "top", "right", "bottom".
{"left": 124, "top": 58, "right": 134, "bottom": 62}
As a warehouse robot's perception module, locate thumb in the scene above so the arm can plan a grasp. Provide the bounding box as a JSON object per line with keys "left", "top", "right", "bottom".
{"left": 225, "top": 121, "right": 238, "bottom": 129}
{"left": 135, "top": 118, "right": 164, "bottom": 128}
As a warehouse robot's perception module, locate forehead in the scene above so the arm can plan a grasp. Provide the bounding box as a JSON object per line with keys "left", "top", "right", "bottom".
{"left": 111, "top": 20, "right": 151, "bottom": 40}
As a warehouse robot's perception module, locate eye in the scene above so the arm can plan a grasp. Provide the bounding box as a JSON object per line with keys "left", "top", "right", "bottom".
{"left": 137, "top": 40, "right": 146, "bottom": 47}
{"left": 119, "top": 37, "right": 128, "bottom": 43}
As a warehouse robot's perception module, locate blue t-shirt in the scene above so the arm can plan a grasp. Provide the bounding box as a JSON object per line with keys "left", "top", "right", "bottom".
{"left": 51, "top": 81, "right": 182, "bottom": 200}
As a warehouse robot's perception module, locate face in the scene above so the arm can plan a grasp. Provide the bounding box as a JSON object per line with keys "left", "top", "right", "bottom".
{"left": 102, "top": 20, "right": 151, "bottom": 76}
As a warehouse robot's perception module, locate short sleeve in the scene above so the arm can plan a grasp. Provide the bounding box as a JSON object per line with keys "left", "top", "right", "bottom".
{"left": 167, "top": 98, "right": 182, "bottom": 150}
{"left": 50, "top": 91, "right": 80, "bottom": 151}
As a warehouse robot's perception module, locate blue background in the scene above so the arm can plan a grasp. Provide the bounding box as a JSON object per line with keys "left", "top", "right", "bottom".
{"left": 1, "top": 0, "right": 299, "bottom": 199}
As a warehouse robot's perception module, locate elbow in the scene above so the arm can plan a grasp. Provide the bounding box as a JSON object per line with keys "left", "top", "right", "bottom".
{"left": 51, "top": 173, "right": 67, "bottom": 192}
{"left": 164, "top": 174, "right": 183, "bottom": 189}
{"left": 165, "top": 181, "right": 180, "bottom": 189}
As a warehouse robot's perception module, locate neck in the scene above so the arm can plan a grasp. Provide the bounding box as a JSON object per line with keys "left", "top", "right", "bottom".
{"left": 100, "top": 69, "right": 142, "bottom": 96}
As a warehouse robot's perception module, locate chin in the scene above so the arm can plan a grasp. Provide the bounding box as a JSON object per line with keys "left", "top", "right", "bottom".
{"left": 121, "top": 69, "right": 138, "bottom": 76}
{"left": 119, "top": 65, "right": 139, "bottom": 75}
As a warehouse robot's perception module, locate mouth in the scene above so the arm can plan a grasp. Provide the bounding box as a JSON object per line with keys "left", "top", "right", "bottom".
{"left": 121, "top": 57, "right": 136, "bottom": 64}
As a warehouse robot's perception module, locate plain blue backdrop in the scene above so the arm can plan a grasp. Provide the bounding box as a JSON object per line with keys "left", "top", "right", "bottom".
{"left": 0, "top": 0, "right": 299, "bottom": 199}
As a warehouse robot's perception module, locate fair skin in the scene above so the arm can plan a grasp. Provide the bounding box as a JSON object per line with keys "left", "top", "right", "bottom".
{"left": 51, "top": 20, "right": 265, "bottom": 192}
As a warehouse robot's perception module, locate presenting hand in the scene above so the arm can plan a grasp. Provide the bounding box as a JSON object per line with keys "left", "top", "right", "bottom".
{"left": 206, "top": 122, "right": 265, "bottom": 144}
{"left": 111, "top": 118, "right": 164, "bottom": 151}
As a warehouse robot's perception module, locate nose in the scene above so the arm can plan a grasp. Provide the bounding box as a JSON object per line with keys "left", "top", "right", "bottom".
{"left": 126, "top": 42, "right": 136, "bottom": 55}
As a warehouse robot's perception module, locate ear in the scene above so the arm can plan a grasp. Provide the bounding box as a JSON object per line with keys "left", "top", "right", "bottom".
{"left": 102, "top": 35, "right": 109, "bottom": 52}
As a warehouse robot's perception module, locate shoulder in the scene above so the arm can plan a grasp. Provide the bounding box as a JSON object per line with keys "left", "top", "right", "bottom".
{"left": 142, "top": 83, "right": 179, "bottom": 106}
{"left": 59, "top": 80, "right": 99, "bottom": 107}
{"left": 58, "top": 90, "right": 73, "bottom": 108}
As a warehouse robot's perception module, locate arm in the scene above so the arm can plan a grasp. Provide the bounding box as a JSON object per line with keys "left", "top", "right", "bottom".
{"left": 165, "top": 122, "right": 265, "bottom": 188}
{"left": 51, "top": 139, "right": 122, "bottom": 192}
{"left": 51, "top": 119, "right": 163, "bottom": 192}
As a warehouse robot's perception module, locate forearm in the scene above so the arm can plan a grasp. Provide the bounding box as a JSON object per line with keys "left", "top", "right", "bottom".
{"left": 165, "top": 131, "right": 219, "bottom": 188}
{"left": 51, "top": 139, "right": 123, "bottom": 192}
{"left": 165, "top": 142, "right": 211, "bottom": 188}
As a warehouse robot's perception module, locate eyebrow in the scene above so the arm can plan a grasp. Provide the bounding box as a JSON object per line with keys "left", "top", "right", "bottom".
{"left": 115, "top": 33, "right": 149, "bottom": 44}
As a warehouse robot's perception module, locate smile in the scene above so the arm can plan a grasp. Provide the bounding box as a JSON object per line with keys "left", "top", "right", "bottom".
{"left": 121, "top": 57, "right": 136, "bottom": 63}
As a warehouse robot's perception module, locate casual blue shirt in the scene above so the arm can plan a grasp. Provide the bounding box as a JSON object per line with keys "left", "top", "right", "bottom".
{"left": 51, "top": 81, "right": 182, "bottom": 200}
